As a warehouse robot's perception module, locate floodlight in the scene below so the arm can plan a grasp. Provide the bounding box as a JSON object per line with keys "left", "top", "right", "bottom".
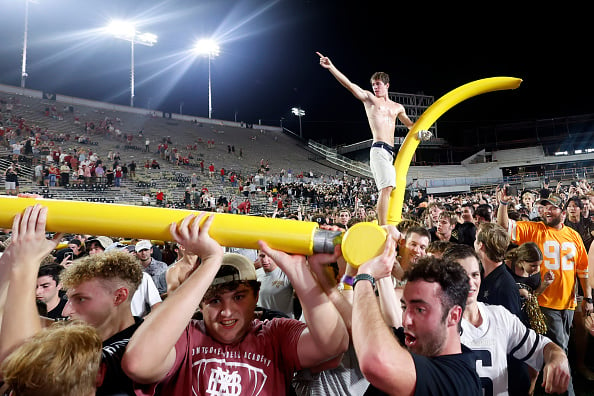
{"left": 193, "top": 39, "right": 220, "bottom": 57}
{"left": 291, "top": 107, "right": 305, "bottom": 137}
{"left": 106, "top": 20, "right": 157, "bottom": 107}
{"left": 193, "top": 38, "right": 220, "bottom": 119}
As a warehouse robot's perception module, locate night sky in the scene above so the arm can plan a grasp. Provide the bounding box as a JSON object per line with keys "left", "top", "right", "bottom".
{"left": 1, "top": 1, "right": 592, "bottom": 146}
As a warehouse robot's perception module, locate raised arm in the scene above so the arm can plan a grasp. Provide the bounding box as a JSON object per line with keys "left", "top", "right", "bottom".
{"left": 377, "top": 227, "right": 403, "bottom": 328}
{"left": 306, "top": 243, "right": 354, "bottom": 336}
{"left": 317, "top": 52, "right": 370, "bottom": 102}
{"left": 122, "top": 213, "right": 223, "bottom": 384}
{"left": 258, "top": 240, "right": 349, "bottom": 368}
{"left": 496, "top": 186, "right": 512, "bottom": 230}
{"left": 352, "top": 237, "right": 416, "bottom": 395}
{"left": 0, "top": 205, "right": 61, "bottom": 363}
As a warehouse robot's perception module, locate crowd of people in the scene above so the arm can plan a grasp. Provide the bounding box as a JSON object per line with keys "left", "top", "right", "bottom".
{"left": 2, "top": 88, "right": 594, "bottom": 395}
{"left": 0, "top": 174, "right": 593, "bottom": 395}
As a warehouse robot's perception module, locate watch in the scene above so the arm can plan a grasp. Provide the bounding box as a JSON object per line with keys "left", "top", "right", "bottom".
{"left": 585, "top": 297, "right": 593, "bottom": 304}
{"left": 353, "top": 273, "right": 376, "bottom": 290}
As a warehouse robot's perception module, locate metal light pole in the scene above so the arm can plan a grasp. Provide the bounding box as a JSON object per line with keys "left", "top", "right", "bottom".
{"left": 292, "top": 107, "right": 305, "bottom": 138}
{"left": 20, "top": 0, "right": 32, "bottom": 88}
{"left": 193, "top": 39, "right": 220, "bottom": 119}
{"left": 106, "top": 20, "right": 157, "bottom": 107}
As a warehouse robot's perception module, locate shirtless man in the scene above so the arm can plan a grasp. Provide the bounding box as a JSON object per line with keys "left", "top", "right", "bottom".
{"left": 317, "top": 52, "right": 431, "bottom": 225}
{"left": 165, "top": 243, "right": 199, "bottom": 294}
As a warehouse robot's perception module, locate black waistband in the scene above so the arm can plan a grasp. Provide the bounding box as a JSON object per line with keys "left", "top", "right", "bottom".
{"left": 372, "top": 142, "right": 395, "bottom": 155}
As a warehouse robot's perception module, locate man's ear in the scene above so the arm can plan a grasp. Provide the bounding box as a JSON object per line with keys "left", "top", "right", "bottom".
{"left": 448, "top": 305, "right": 463, "bottom": 327}
{"left": 113, "top": 287, "right": 129, "bottom": 306}
{"left": 398, "top": 237, "right": 406, "bottom": 249}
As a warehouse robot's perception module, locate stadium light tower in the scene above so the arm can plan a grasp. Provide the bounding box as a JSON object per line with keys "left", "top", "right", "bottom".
{"left": 20, "top": 0, "right": 36, "bottom": 88}
{"left": 106, "top": 20, "right": 157, "bottom": 107}
{"left": 292, "top": 107, "right": 305, "bottom": 138}
{"left": 193, "top": 39, "right": 220, "bottom": 119}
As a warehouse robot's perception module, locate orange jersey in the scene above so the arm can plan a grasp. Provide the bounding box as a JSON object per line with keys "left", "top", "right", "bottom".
{"left": 509, "top": 220, "right": 588, "bottom": 310}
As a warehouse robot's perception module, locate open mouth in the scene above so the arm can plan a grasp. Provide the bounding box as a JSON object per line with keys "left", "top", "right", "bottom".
{"left": 404, "top": 333, "right": 417, "bottom": 348}
{"left": 220, "top": 319, "right": 238, "bottom": 329}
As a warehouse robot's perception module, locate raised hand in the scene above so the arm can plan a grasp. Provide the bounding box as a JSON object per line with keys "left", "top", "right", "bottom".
{"left": 316, "top": 52, "right": 332, "bottom": 69}
{"left": 2, "top": 205, "right": 62, "bottom": 270}
{"left": 169, "top": 213, "right": 222, "bottom": 261}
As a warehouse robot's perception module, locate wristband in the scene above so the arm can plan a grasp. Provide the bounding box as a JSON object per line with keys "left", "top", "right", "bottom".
{"left": 585, "top": 297, "right": 593, "bottom": 304}
{"left": 353, "top": 273, "right": 376, "bottom": 290}
{"left": 340, "top": 283, "right": 353, "bottom": 291}
{"left": 499, "top": 200, "right": 509, "bottom": 206}
{"left": 340, "top": 275, "right": 354, "bottom": 286}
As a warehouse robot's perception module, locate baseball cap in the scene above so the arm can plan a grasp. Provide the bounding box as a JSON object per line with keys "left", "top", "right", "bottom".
{"left": 86, "top": 236, "right": 113, "bottom": 251}
{"left": 135, "top": 240, "right": 153, "bottom": 252}
{"left": 539, "top": 194, "right": 563, "bottom": 209}
{"left": 212, "top": 253, "right": 257, "bottom": 286}
{"left": 105, "top": 241, "right": 126, "bottom": 252}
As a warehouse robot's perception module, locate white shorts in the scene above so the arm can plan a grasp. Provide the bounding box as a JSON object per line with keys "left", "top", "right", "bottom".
{"left": 5, "top": 181, "right": 16, "bottom": 190}
{"left": 369, "top": 147, "right": 395, "bottom": 190}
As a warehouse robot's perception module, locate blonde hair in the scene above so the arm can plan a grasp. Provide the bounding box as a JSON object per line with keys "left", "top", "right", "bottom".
{"left": 0, "top": 321, "right": 102, "bottom": 396}
{"left": 61, "top": 251, "right": 143, "bottom": 297}
{"left": 477, "top": 222, "right": 511, "bottom": 262}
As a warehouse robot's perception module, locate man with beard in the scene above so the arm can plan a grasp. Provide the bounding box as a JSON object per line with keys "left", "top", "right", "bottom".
{"left": 351, "top": 240, "right": 481, "bottom": 395}
{"left": 395, "top": 225, "right": 430, "bottom": 273}
{"left": 497, "top": 190, "right": 592, "bottom": 396}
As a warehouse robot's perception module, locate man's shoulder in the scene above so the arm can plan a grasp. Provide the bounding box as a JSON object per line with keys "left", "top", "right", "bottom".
{"left": 104, "top": 317, "right": 143, "bottom": 347}
{"left": 150, "top": 258, "right": 168, "bottom": 267}
{"left": 410, "top": 344, "right": 481, "bottom": 395}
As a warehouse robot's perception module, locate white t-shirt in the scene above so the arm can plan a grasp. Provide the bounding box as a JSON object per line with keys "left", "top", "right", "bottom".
{"left": 257, "top": 266, "right": 294, "bottom": 318}
{"left": 131, "top": 272, "right": 162, "bottom": 318}
{"left": 461, "top": 302, "right": 552, "bottom": 396}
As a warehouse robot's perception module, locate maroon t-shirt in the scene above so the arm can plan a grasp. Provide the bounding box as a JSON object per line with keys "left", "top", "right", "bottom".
{"left": 135, "top": 318, "right": 306, "bottom": 395}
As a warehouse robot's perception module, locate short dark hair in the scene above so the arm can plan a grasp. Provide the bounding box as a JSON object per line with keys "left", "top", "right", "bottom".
{"left": 201, "top": 279, "right": 261, "bottom": 307}
{"left": 38, "top": 263, "right": 64, "bottom": 285}
{"left": 404, "top": 256, "right": 469, "bottom": 328}
{"left": 370, "top": 72, "right": 389, "bottom": 85}
{"left": 461, "top": 202, "right": 475, "bottom": 214}
{"left": 404, "top": 225, "right": 431, "bottom": 242}
{"left": 564, "top": 196, "right": 584, "bottom": 211}
{"left": 442, "top": 243, "right": 480, "bottom": 264}
{"left": 426, "top": 240, "right": 455, "bottom": 256}
{"left": 474, "top": 204, "right": 492, "bottom": 222}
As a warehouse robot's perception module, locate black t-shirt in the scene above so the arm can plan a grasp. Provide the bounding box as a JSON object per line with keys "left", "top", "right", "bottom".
{"left": 46, "top": 297, "right": 68, "bottom": 320}
{"left": 479, "top": 264, "right": 525, "bottom": 324}
{"left": 429, "top": 229, "right": 460, "bottom": 244}
{"left": 97, "top": 317, "right": 143, "bottom": 396}
{"left": 454, "top": 222, "right": 477, "bottom": 247}
{"left": 364, "top": 328, "right": 481, "bottom": 396}
{"left": 565, "top": 217, "right": 594, "bottom": 251}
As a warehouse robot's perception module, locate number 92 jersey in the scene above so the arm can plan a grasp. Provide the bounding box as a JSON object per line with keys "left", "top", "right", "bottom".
{"left": 509, "top": 220, "right": 588, "bottom": 310}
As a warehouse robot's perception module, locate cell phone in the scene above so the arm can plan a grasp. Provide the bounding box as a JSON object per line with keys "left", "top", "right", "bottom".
{"left": 65, "top": 253, "right": 73, "bottom": 260}
{"left": 506, "top": 185, "right": 517, "bottom": 197}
